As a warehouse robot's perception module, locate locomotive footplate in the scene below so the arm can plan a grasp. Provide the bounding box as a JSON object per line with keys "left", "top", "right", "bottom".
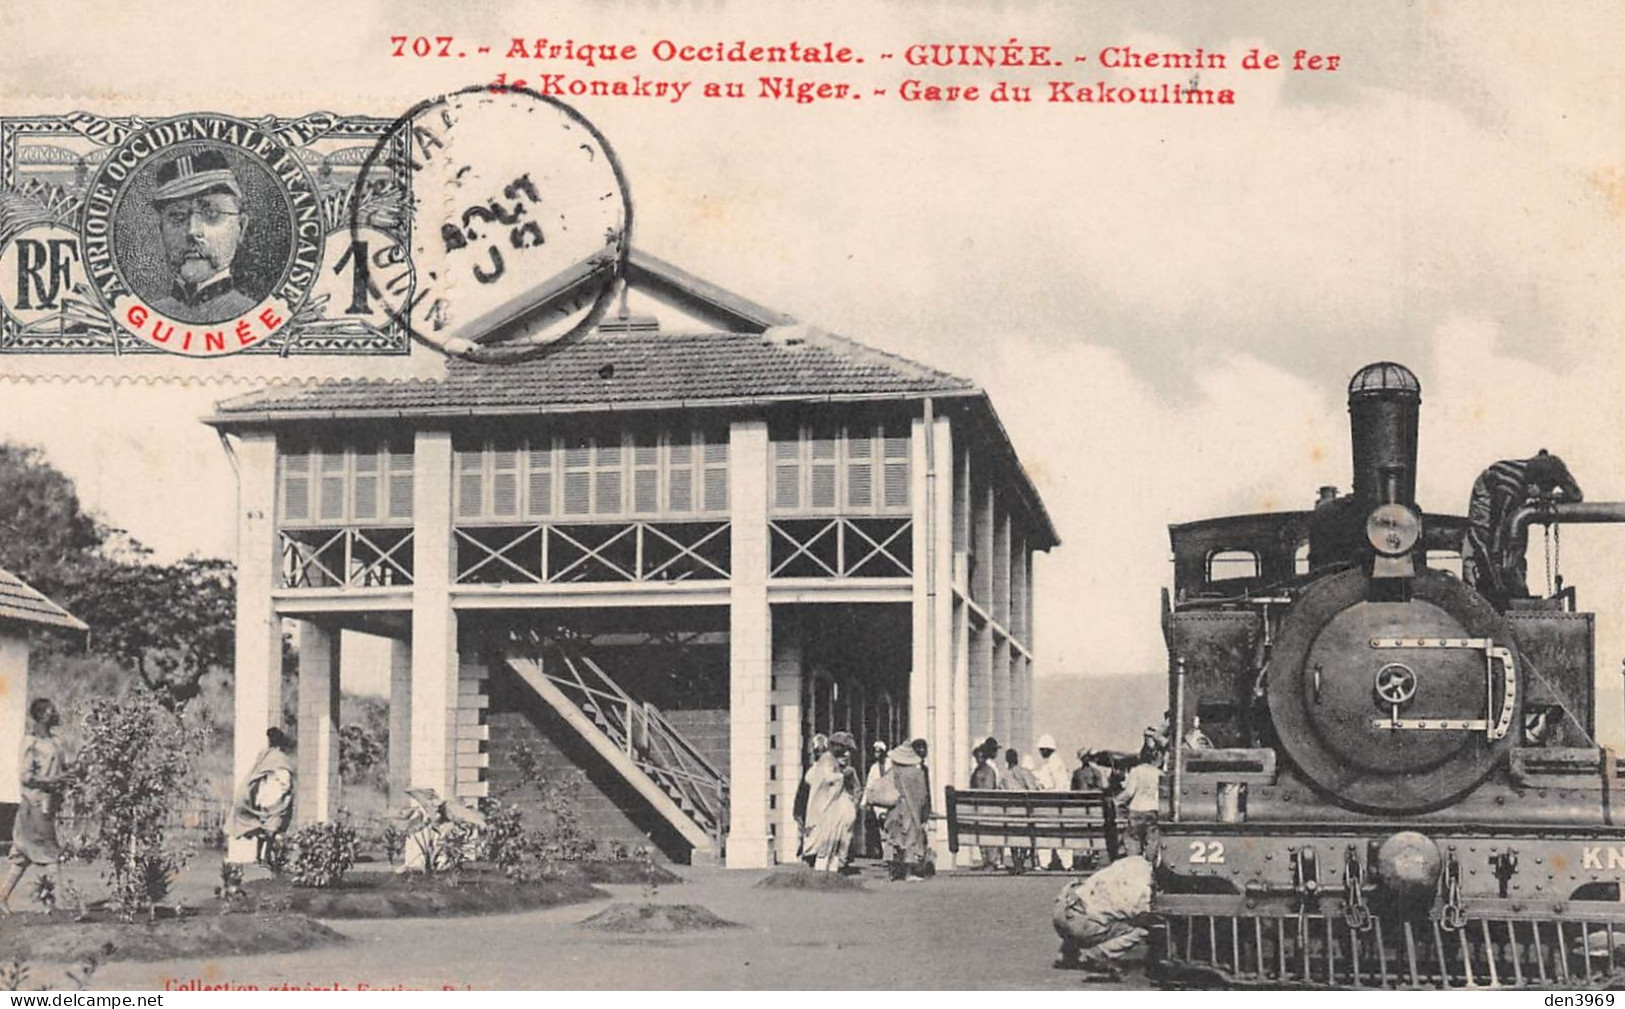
{"left": 1154, "top": 824, "right": 1625, "bottom": 988}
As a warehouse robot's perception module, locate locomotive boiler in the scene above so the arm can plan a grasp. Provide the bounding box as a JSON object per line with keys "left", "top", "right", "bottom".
{"left": 1155, "top": 362, "right": 1625, "bottom": 988}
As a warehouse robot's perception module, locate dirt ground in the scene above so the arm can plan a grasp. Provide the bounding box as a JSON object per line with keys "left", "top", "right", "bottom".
{"left": 40, "top": 863, "right": 1147, "bottom": 991}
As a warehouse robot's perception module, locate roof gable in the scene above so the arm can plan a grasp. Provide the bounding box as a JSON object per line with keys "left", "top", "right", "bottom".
{"left": 0, "top": 568, "right": 88, "bottom": 633}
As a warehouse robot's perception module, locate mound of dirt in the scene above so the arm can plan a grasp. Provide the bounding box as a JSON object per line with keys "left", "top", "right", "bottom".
{"left": 0, "top": 912, "right": 343, "bottom": 964}
{"left": 577, "top": 902, "right": 738, "bottom": 933}
{"left": 246, "top": 869, "right": 604, "bottom": 919}
{"left": 754, "top": 866, "right": 866, "bottom": 891}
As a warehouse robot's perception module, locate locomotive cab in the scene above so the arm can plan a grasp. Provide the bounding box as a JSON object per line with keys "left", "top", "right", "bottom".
{"left": 1154, "top": 362, "right": 1625, "bottom": 988}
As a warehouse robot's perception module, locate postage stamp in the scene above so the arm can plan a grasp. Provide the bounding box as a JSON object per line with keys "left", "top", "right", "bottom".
{"left": 0, "top": 110, "right": 416, "bottom": 358}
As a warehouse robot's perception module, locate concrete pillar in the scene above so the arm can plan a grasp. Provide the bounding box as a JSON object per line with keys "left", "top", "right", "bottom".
{"left": 992, "top": 505, "right": 1012, "bottom": 744}
{"left": 908, "top": 411, "right": 956, "bottom": 859}
{"left": 230, "top": 432, "right": 285, "bottom": 862}
{"left": 948, "top": 442, "right": 972, "bottom": 810}
{"left": 727, "top": 417, "right": 773, "bottom": 867}
{"left": 968, "top": 480, "right": 995, "bottom": 742}
{"left": 1008, "top": 537, "right": 1025, "bottom": 748}
{"left": 411, "top": 430, "right": 458, "bottom": 799}
{"left": 454, "top": 651, "right": 490, "bottom": 802}
{"left": 388, "top": 639, "right": 413, "bottom": 805}
{"left": 772, "top": 618, "right": 804, "bottom": 864}
{"left": 1023, "top": 546, "right": 1038, "bottom": 752}
{"left": 295, "top": 621, "right": 341, "bottom": 825}
{"left": 0, "top": 633, "right": 28, "bottom": 808}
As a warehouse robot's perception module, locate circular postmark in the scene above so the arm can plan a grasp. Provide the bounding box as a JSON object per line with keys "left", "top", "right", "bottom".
{"left": 353, "top": 85, "right": 631, "bottom": 363}
{"left": 79, "top": 113, "right": 324, "bottom": 356}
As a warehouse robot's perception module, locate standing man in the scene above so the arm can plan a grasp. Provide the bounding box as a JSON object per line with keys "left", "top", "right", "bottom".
{"left": 863, "top": 740, "right": 891, "bottom": 859}
{"left": 1033, "top": 734, "right": 1074, "bottom": 871}
{"left": 969, "top": 741, "right": 1002, "bottom": 869}
{"left": 1118, "top": 741, "right": 1164, "bottom": 860}
{"left": 1, "top": 699, "right": 69, "bottom": 915}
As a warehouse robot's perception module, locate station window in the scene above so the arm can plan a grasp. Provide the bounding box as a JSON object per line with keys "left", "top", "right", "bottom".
{"left": 770, "top": 421, "right": 910, "bottom": 515}
{"left": 1208, "top": 549, "right": 1261, "bottom": 582}
{"left": 454, "top": 429, "right": 731, "bottom": 523}
{"left": 281, "top": 442, "right": 413, "bottom": 526}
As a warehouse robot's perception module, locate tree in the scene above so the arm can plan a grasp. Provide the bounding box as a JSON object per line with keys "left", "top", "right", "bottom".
{"left": 0, "top": 441, "right": 236, "bottom": 708}
{"left": 72, "top": 688, "right": 208, "bottom": 918}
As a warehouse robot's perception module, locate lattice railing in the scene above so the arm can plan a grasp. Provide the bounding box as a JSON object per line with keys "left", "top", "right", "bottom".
{"left": 455, "top": 521, "right": 731, "bottom": 585}
{"left": 280, "top": 527, "right": 414, "bottom": 588}
{"left": 769, "top": 517, "right": 913, "bottom": 578}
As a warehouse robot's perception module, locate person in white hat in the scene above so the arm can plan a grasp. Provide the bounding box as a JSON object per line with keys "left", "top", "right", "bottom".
{"left": 1033, "top": 733, "right": 1074, "bottom": 870}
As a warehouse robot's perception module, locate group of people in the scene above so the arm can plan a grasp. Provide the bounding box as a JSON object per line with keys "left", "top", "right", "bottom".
{"left": 970, "top": 729, "right": 1170, "bottom": 871}
{"left": 795, "top": 733, "right": 935, "bottom": 881}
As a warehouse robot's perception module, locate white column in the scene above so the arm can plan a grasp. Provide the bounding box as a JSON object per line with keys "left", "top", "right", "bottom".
{"left": 910, "top": 411, "right": 957, "bottom": 860}
{"left": 230, "top": 432, "right": 284, "bottom": 863}
{"left": 0, "top": 633, "right": 28, "bottom": 806}
{"left": 388, "top": 639, "right": 413, "bottom": 805}
{"left": 969, "top": 480, "right": 995, "bottom": 742}
{"left": 1010, "top": 537, "right": 1029, "bottom": 744}
{"left": 295, "top": 621, "right": 340, "bottom": 825}
{"left": 727, "top": 417, "right": 773, "bottom": 867}
{"left": 411, "top": 430, "right": 458, "bottom": 799}
{"left": 992, "top": 505, "right": 1012, "bottom": 744}
{"left": 772, "top": 621, "right": 804, "bottom": 864}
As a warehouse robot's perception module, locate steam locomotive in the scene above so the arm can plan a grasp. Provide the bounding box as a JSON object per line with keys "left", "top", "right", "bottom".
{"left": 1155, "top": 362, "right": 1625, "bottom": 988}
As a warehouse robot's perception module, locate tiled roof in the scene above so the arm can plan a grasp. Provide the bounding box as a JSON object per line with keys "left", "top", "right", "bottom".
{"left": 211, "top": 328, "right": 977, "bottom": 419}
{"left": 0, "top": 569, "right": 87, "bottom": 632}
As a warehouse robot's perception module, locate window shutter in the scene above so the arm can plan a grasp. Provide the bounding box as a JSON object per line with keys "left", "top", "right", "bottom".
{"left": 633, "top": 436, "right": 659, "bottom": 513}
{"left": 669, "top": 468, "right": 693, "bottom": 512}
{"left": 635, "top": 469, "right": 659, "bottom": 513}
{"left": 808, "top": 427, "right": 836, "bottom": 509}
{"left": 773, "top": 437, "right": 800, "bottom": 511}
{"left": 845, "top": 431, "right": 873, "bottom": 510}
{"left": 883, "top": 429, "right": 910, "bottom": 510}
{"left": 387, "top": 452, "right": 413, "bottom": 520}
{"left": 563, "top": 438, "right": 591, "bottom": 515}
{"left": 703, "top": 467, "right": 728, "bottom": 511}
{"left": 775, "top": 463, "right": 800, "bottom": 510}
{"left": 491, "top": 450, "right": 519, "bottom": 518}
{"left": 352, "top": 452, "right": 380, "bottom": 520}
{"left": 455, "top": 449, "right": 484, "bottom": 519}
{"left": 526, "top": 443, "right": 553, "bottom": 518}
{"left": 282, "top": 453, "right": 310, "bottom": 522}
{"left": 318, "top": 451, "right": 346, "bottom": 521}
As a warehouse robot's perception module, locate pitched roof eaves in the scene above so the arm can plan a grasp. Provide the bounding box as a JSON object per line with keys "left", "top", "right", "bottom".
{"left": 202, "top": 387, "right": 986, "bottom": 429}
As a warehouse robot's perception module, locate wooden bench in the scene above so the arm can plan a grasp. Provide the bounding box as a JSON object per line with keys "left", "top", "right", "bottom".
{"left": 944, "top": 787, "right": 1120, "bottom": 861}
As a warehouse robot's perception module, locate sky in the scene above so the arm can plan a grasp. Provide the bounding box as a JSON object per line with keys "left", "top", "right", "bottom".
{"left": 2, "top": 1, "right": 1624, "bottom": 734}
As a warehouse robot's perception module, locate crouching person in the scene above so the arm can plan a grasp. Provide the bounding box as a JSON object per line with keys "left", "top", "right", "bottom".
{"left": 1052, "top": 855, "right": 1156, "bottom": 980}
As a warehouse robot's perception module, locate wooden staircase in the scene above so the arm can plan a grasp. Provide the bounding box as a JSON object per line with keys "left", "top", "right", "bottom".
{"left": 502, "top": 632, "right": 729, "bottom": 861}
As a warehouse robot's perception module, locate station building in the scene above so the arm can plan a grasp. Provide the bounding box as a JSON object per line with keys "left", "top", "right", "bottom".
{"left": 206, "top": 252, "right": 1057, "bottom": 867}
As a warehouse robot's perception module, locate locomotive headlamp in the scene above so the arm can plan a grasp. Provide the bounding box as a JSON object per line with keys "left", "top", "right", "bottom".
{"left": 1367, "top": 503, "right": 1421, "bottom": 557}
{"left": 1367, "top": 503, "right": 1421, "bottom": 579}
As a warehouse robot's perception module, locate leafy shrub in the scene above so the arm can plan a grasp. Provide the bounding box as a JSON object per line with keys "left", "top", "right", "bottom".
{"left": 285, "top": 822, "right": 359, "bottom": 888}
{"left": 476, "top": 800, "right": 528, "bottom": 874}
{"left": 71, "top": 688, "right": 206, "bottom": 919}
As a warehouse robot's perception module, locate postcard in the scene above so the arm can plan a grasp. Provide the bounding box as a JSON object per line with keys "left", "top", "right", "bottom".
{"left": 1, "top": 0, "right": 1622, "bottom": 992}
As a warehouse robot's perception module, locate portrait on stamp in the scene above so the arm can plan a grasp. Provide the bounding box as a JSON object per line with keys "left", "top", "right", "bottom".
{"left": 115, "top": 145, "right": 291, "bottom": 326}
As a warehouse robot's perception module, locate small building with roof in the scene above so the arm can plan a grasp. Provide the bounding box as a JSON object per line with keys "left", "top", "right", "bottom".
{"left": 204, "top": 251, "right": 1057, "bottom": 867}
{"left": 0, "top": 568, "right": 86, "bottom": 852}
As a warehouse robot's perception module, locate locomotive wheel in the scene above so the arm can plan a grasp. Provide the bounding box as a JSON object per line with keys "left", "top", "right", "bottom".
{"left": 1266, "top": 567, "right": 1522, "bottom": 813}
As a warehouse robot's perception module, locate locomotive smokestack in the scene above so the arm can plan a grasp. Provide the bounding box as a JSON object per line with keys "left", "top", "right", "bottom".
{"left": 1347, "top": 362, "right": 1421, "bottom": 505}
